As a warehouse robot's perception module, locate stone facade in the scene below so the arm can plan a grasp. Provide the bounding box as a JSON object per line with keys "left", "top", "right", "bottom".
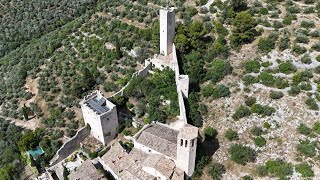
{"left": 160, "top": 8, "right": 175, "bottom": 56}
{"left": 80, "top": 90, "right": 118, "bottom": 146}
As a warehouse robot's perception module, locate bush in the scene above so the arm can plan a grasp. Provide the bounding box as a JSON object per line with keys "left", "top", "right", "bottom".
{"left": 244, "top": 60, "right": 261, "bottom": 73}
{"left": 245, "top": 97, "right": 256, "bottom": 106}
{"left": 295, "top": 34, "right": 309, "bottom": 44}
{"left": 305, "top": 98, "right": 319, "bottom": 110}
{"left": 297, "top": 123, "right": 312, "bottom": 135}
{"left": 292, "top": 44, "right": 307, "bottom": 55}
{"left": 265, "top": 159, "right": 293, "bottom": 178}
{"left": 224, "top": 129, "right": 239, "bottom": 141}
{"left": 207, "top": 60, "right": 233, "bottom": 83}
{"left": 251, "top": 104, "right": 276, "bottom": 116}
{"left": 204, "top": 126, "right": 218, "bottom": 139}
{"left": 242, "top": 175, "right": 253, "bottom": 180}
{"left": 254, "top": 136, "right": 267, "bottom": 147}
{"left": 212, "top": 84, "right": 231, "bottom": 99}
{"left": 312, "top": 42, "right": 320, "bottom": 52}
{"left": 295, "top": 163, "right": 314, "bottom": 177}
{"left": 256, "top": 165, "right": 268, "bottom": 177}
{"left": 258, "top": 37, "right": 276, "bottom": 53}
{"left": 242, "top": 75, "right": 259, "bottom": 85}
{"left": 297, "top": 140, "right": 317, "bottom": 157}
{"left": 288, "top": 85, "right": 301, "bottom": 96}
{"left": 232, "top": 105, "right": 252, "bottom": 120}
{"left": 259, "top": 72, "right": 274, "bottom": 87}
{"left": 278, "top": 62, "right": 296, "bottom": 74}
{"left": 207, "top": 162, "right": 226, "bottom": 180}
{"left": 250, "top": 126, "right": 264, "bottom": 136}
{"left": 270, "top": 91, "right": 284, "bottom": 99}
{"left": 301, "top": 20, "right": 315, "bottom": 28}
{"left": 301, "top": 54, "right": 312, "bottom": 64}
{"left": 228, "top": 144, "right": 256, "bottom": 165}
{"left": 274, "top": 77, "right": 289, "bottom": 89}
{"left": 313, "top": 121, "right": 320, "bottom": 134}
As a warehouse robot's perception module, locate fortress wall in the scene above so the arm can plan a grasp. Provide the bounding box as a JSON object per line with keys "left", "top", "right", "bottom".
{"left": 50, "top": 126, "right": 90, "bottom": 166}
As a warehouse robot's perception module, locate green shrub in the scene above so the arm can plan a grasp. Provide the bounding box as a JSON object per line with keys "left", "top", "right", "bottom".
{"left": 278, "top": 61, "right": 296, "bottom": 74}
{"left": 254, "top": 136, "right": 267, "bottom": 147}
{"left": 212, "top": 84, "right": 231, "bottom": 99}
{"left": 288, "top": 85, "right": 301, "bottom": 96}
{"left": 207, "top": 162, "right": 226, "bottom": 180}
{"left": 313, "top": 121, "right": 320, "bottom": 134}
{"left": 283, "top": 14, "right": 293, "bottom": 25}
{"left": 295, "top": 34, "right": 309, "bottom": 44}
{"left": 317, "top": 55, "right": 320, "bottom": 62}
{"left": 242, "top": 175, "right": 253, "bottom": 180}
{"left": 301, "top": 54, "right": 312, "bottom": 64}
{"left": 260, "top": 8, "right": 268, "bottom": 15}
{"left": 295, "top": 163, "right": 314, "bottom": 177}
{"left": 305, "top": 98, "right": 319, "bottom": 110}
{"left": 259, "top": 72, "right": 274, "bottom": 87}
{"left": 228, "top": 144, "right": 256, "bottom": 165}
{"left": 297, "top": 123, "right": 312, "bottom": 135}
{"left": 301, "top": 20, "right": 315, "bottom": 28}
{"left": 232, "top": 105, "right": 252, "bottom": 120}
{"left": 270, "top": 91, "right": 284, "bottom": 99}
{"left": 245, "top": 97, "right": 256, "bottom": 106}
{"left": 250, "top": 126, "right": 264, "bottom": 136}
{"left": 312, "top": 42, "right": 320, "bottom": 52}
{"left": 292, "top": 44, "right": 307, "bottom": 55}
{"left": 207, "top": 60, "right": 233, "bottom": 83}
{"left": 242, "top": 75, "right": 259, "bottom": 85}
{"left": 258, "top": 37, "right": 275, "bottom": 53}
{"left": 204, "top": 126, "right": 218, "bottom": 139}
{"left": 224, "top": 129, "right": 239, "bottom": 141}
{"left": 256, "top": 165, "right": 268, "bottom": 177}
{"left": 265, "top": 159, "right": 293, "bottom": 178}
{"left": 297, "top": 140, "right": 317, "bottom": 157}
{"left": 315, "top": 66, "right": 320, "bottom": 74}
{"left": 299, "top": 82, "right": 312, "bottom": 91}
{"left": 274, "top": 77, "right": 289, "bottom": 89}
{"left": 263, "top": 122, "right": 271, "bottom": 129}
{"left": 251, "top": 104, "right": 276, "bottom": 116}
{"left": 244, "top": 60, "right": 261, "bottom": 73}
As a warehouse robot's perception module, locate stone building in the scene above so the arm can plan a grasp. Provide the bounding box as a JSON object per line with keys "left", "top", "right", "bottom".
{"left": 68, "top": 159, "right": 105, "bottom": 180}
{"left": 160, "top": 7, "right": 175, "bottom": 56}
{"left": 99, "top": 122, "right": 198, "bottom": 180}
{"left": 80, "top": 90, "right": 118, "bottom": 146}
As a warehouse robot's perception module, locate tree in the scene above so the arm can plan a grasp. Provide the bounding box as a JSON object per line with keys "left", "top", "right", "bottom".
{"left": 81, "top": 67, "right": 95, "bottom": 91}
{"left": 63, "top": 165, "right": 70, "bottom": 180}
{"left": 204, "top": 127, "right": 218, "bottom": 139}
{"left": 229, "top": 0, "right": 248, "bottom": 12}
{"left": 174, "top": 34, "right": 189, "bottom": 53}
{"left": 231, "top": 12, "right": 257, "bottom": 48}
{"left": 22, "top": 104, "right": 29, "bottom": 120}
{"left": 113, "top": 35, "right": 122, "bottom": 59}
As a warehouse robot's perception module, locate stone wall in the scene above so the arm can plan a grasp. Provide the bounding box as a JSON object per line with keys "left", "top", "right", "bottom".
{"left": 50, "top": 126, "right": 90, "bottom": 166}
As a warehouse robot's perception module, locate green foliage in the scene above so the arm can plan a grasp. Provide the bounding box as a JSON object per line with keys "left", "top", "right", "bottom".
{"left": 254, "top": 136, "right": 267, "bottom": 147}
{"left": 305, "top": 98, "right": 319, "bottom": 110}
{"left": 207, "top": 60, "right": 233, "bottom": 83}
{"left": 295, "top": 163, "right": 314, "bottom": 177}
{"left": 250, "top": 126, "right": 264, "bottom": 136}
{"left": 256, "top": 165, "right": 268, "bottom": 177}
{"left": 242, "top": 75, "right": 259, "bottom": 85}
{"left": 292, "top": 44, "right": 307, "bottom": 55}
{"left": 228, "top": 144, "right": 256, "bottom": 165}
{"left": 207, "top": 162, "right": 226, "bottom": 180}
{"left": 112, "top": 95, "right": 126, "bottom": 107}
{"left": 18, "top": 129, "right": 42, "bottom": 152}
{"left": 242, "top": 175, "right": 253, "bottom": 180}
{"left": 297, "top": 140, "right": 317, "bottom": 157}
{"left": 224, "top": 129, "right": 239, "bottom": 141}
{"left": 301, "top": 20, "right": 315, "bottom": 28}
{"left": 245, "top": 97, "right": 256, "bottom": 107}
{"left": 289, "top": 85, "right": 301, "bottom": 96}
{"left": 297, "top": 123, "right": 312, "bottom": 135}
{"left": 63, "top": 165, "right": 70, "bottom": 180}
{"left": 258, "top": 37, "right": 275, "bottom": 53}
{"left": 259, "top": 72, "right": 274, "bottom": 87}
{"left": 251, "top": 104, "right": 276, "bottom": 116}
{"left": 269, "top": 91, "right": 284, "bottom": 99}
{"left": 204, "top": 127, "right": 218, "bottom": 139}
{"left": 265, "top": 159, "right": 293, "bottom": 178}
{"left": 212, "top": 84, "right": 231, "bottom": 99}
{"left": 232, "top": 105, "right": 251, "bottom": 120}
{"left": 231, "top": 12, "right": 257, "bottom": 48}
{"left": 313, "top": 121, "right": 320, "bottom": 134}
{"left": 244, "top": 60, "right": 261, "bottom": 73}
{"left": 278, "top": 61, "right": 296, "bottom": 74}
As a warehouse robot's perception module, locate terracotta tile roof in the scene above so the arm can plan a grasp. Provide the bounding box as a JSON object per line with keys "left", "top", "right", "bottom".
{"left": 68, "top": 159, "right": 105, "bottom": 180}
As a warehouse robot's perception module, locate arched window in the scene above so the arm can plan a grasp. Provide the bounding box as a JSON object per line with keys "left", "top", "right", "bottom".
{"left": 185, "top": 140, "right": 188, "bottom": 147}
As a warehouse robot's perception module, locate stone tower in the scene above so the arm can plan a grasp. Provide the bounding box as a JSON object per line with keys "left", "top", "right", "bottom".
{"left": 176, "top": 125, "right": 198, "bottom": 177}
{"left": 160, "top": 7, "right": 175, "bottom": 56}
{"left": 80, "top": 91, "right": 118, "bottom": 146}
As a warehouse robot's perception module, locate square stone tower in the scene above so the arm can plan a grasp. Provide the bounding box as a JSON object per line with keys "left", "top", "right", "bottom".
{"left": 160, "top": 7, "right": 175, "bottom": 56}
{"left": 176, "top": 125, "right": 198, "bottom": 177}
{"left": 80, "top": 90, "right": 118, "bottom": 146}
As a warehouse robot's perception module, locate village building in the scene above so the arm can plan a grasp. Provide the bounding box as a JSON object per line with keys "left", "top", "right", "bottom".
{"left": 68, "top": 159, "right": 106, "bottom": 180}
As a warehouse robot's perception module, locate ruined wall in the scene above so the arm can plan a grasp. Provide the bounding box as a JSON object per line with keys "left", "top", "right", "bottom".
{"left": 50, "top": 126, "right": 90, "bottom": 166}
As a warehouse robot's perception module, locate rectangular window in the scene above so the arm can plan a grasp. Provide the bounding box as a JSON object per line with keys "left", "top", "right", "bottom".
{"left": 180, "top": 139, "right": 183, "bottom": 146}
{"left": 185, "top": 140, "right": 188, "bottom": 147}
{"left": 192, "top": 139, "right": 195, "bottom": 147}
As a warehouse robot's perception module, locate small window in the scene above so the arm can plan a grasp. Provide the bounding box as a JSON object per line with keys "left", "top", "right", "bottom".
{"left": 185, "top": 140, "right": 188, "bottom": 147}
{"left": 180, "top": 139, "right": 183, "bottom": 146}
{"left": 192, "top": 139, "right": 195, "bottom": 147}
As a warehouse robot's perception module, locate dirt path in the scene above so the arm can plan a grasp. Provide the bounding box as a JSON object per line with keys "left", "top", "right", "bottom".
{"left": 0, "top": 115, "right": 40, "bottom": 130}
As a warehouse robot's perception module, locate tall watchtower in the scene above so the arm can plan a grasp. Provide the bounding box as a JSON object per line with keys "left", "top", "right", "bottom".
{"left": 160, "top": 7, "right": 175, "bottom": 56}
{"left": 176, "top": 125, "right": 198, "bottom": 177}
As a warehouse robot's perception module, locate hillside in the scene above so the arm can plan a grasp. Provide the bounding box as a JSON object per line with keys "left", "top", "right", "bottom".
{"left": 0, "top": 0, "right": 320, "bottom": 179}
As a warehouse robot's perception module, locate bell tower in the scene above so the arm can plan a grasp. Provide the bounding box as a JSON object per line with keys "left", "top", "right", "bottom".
{"left": 160, "top": 7, "right": 175, "bottom": 56}
{"left": 176, "top": 125, "right": 198, "bottom": 177}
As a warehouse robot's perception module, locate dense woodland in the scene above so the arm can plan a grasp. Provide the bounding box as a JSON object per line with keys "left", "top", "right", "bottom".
{"left": 0, "top": 0, "right": 320, "bottom": 179}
